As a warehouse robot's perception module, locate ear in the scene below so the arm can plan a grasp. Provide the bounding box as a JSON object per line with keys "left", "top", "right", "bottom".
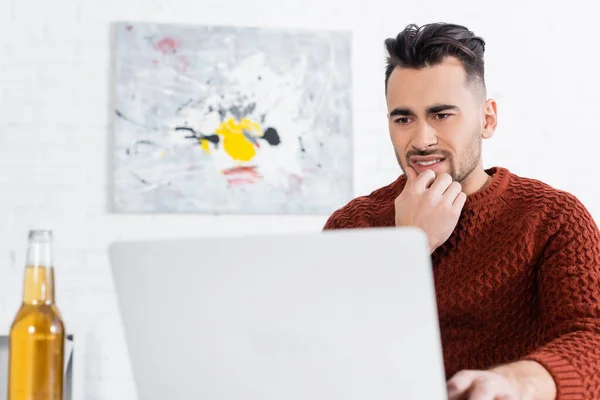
{"left": 481, "top": 98, "right": 498, "bottom": 140}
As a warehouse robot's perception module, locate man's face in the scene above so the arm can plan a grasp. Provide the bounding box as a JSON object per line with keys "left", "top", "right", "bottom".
{"left": 386, "top": 56, "right": 490, "bottom": 183}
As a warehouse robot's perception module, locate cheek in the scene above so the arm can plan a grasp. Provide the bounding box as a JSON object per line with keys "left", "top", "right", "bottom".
{"left": 437, "top": 120, "right": 470, "bottom": 150}
{"left": 389, "top": 129, "right": 409, "bottom": 151}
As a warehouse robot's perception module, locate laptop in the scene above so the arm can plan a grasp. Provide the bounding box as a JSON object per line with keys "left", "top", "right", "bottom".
{"left": 108, "top": 227, "right": 448, "bottom": 399}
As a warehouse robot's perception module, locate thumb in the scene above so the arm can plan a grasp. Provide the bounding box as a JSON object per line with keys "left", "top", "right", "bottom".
{"left": 405, "top": 166, "right": 417, "bottom": 182}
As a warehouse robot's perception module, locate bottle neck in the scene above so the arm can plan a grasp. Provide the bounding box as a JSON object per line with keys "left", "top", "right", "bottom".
{"left": 23, "top": 238, "right": 55, "bottom": 305}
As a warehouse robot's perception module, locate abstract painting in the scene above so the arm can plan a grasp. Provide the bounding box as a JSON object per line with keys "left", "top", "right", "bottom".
{"left": 112, "top": 21, "right": 353, "bottom": 214}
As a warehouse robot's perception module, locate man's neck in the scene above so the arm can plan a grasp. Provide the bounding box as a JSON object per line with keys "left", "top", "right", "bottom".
{"left": 460, "top": 167, "right": 492, "bottom": 196}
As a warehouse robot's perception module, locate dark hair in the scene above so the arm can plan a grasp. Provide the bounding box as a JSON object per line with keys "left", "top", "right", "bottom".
{"left": 384, "top": 23, "right": 486, "bottom": 95}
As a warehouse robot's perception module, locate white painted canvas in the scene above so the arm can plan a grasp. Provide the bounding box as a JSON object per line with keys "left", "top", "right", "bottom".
{"left": 112, "top": 22, "right": 353, "bottom": 214}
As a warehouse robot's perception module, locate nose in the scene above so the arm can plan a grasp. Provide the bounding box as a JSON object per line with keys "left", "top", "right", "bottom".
{"left": 411, "top": 121, "right": 438, "bottom": 151}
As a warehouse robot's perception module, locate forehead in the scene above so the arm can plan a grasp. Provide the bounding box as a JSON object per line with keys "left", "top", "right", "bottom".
{"left": 386, "top": 57, "right": 475, "bottom": 109}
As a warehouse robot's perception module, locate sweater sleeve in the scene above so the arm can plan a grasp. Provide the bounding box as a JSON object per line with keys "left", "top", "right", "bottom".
{"left": 322, "top": 207, "right": 353, "bottom": 230}
{"left": 522, "top": 195, "right": 600, "bottom": 400}
{"left": 322, "top": 212, "right": 340, "bottom": 230}
{"left": 322, "top": 197, "right": 369, "bottom": 230}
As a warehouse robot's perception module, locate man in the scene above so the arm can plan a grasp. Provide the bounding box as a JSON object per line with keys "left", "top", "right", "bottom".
{"left": 323, "top": 23, "right": 600, "bottom": 399}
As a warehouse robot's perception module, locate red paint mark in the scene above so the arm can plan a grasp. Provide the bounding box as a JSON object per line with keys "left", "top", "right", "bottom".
{"left": 222, "top": 166, "right": 261, "bottom": 187}
{"left": 155, "top": 37, "right": 181, "bottom": 54}
{"left": 151, "top": 59, "right": 159, "bottom": 66}
{"left": 227, "top": 177, "right": 256, "bottom": 187}
{"left": 125, "top": 25, "right": 133, "bottom": 31}
{"left": 222, "top": 166, "right": 261, "bottom": 178}
{"left": 284, "top": 173, "right": 305, "bottom": 195}
{"left": 175, "top": 55, "right": 190, "bottom": 74}
{"left": 290, "top": 174, "right": 304, "bottom": 184}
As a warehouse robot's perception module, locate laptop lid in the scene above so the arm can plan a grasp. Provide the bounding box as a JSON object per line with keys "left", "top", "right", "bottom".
{"left": 109, "top": 227, "right": 447, "bottom": 399}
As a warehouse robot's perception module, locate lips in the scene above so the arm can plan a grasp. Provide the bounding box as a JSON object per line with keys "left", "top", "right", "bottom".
{"left": 410, "top": 155, "right": 446, "bottom": 166}
{"left": 409, "top": 155, "right": 446, "bottom": 174}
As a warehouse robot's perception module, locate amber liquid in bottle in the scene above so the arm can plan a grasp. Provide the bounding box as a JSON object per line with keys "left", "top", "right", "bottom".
{"left": 7, "top": 230, "right": 65, "bottom": 400}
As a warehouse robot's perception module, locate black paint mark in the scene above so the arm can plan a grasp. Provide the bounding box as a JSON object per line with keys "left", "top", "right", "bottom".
{"left": 115, "top": 110, "right": 158, "bottom": 131}
{"left": 202, "top": 134, "right": 220, "bottom": 145}
{"left": 175, "top": 126, "right": 196, "bottom": 135}
{"left": 229, "top": 106, "right": 242, "bottom": 120}
{"left": 130, "top": 172, "right": 151, "bottom": 185}
{"left": 175, "top": 126, "right": 220, "bottom": 145}
{"left": 258, "top": 75, "right": 262, "bottom": 81}
{"left": 218, "top": 107, "right": 226, "bottom": 121}
{"left": 298, "top": 137, "right": 306, "bottom": 153}
{"left": 242, "top": 130, "right": 260, "bottom": 146}
{"left": 262, "top": 127, "right": 280, "bottom": 146}
{"left": 176, "top": 98, "right": 194, "bottom": 113}
{"left": 126, "top": 139, "right": 159, "bottom": 156}
{"left": 317, "top": 163, "right": 322, "bottom": 168}
{"left": 260, "top": 114, "right": 266, "bottom": 123}
{"left": 242, "top": 103, "right": 256, "bottom": 117}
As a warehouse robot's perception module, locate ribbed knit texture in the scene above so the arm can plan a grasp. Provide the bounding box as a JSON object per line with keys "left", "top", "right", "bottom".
{"left": 323, "top": 167, "right": 600, "bottom": 399}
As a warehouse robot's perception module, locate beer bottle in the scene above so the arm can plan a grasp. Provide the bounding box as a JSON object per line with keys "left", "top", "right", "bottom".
{"left": 7, "top": 230, "right": 65, "bottom": 400}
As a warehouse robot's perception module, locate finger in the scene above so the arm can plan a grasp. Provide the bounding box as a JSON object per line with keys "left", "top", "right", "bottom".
{"left": 453, "top": 191, "right": 467, "bottom": 210}
{"left": 404, "top": 166, "right": 418, "bottom": 183}
{"left": 467, "top": 381, "right": 498, "bottom": 400}
{"left": 414, "top": 169, "right": 436, "bottom": 191}
{"left": 447, "top": 370, "right": 479, "bottom": 399}
{"left": 429, "top": 173, "right": 453, "bottom": 194}
{"left": 443, "top": 181, "right": 463, "bottom": 203}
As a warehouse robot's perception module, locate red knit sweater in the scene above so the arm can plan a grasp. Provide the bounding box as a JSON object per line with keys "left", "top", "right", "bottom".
{"left": 323, "top": 167, "right": 600, "bottom": 399}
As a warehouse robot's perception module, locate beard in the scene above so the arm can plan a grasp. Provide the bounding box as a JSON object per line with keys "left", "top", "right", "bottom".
{"left": 396, "top": 131, "right": 482, "bottom": 184}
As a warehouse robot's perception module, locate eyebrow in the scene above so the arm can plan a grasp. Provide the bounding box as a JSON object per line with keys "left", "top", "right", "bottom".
{"left": 389, "top": 104, "right": 459, "bottom": 118}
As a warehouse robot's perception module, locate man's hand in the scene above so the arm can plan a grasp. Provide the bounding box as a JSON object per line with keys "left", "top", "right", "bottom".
{"left": 447, "top": 361, "right": 556, "bottom": 400}
{"left": 395, "top": 167, "right": 466, "bottom": 253}
{"left": 446, "top": 369, "right": 535, "bottom": 400}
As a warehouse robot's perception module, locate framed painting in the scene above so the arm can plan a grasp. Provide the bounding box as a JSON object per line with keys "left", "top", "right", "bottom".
{"left": 112, "top": 21, "right": 353, "bottom": 214}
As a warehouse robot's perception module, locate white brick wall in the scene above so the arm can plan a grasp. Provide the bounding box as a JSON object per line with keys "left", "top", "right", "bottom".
{"left": 1, "top": 0, "right": 599, "bottom": 398}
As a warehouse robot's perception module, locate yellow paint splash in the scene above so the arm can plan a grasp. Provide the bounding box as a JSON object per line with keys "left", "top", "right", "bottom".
{"left": 199, "top": 139, "right": 211, "bottom": 153}
{"left": 215, "top": 117, "right": 262, "bottom": 162}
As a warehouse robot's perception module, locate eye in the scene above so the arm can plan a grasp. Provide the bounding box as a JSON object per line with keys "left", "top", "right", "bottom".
{"left": 394, "top": 117, "right": 410, "bottom": 125}
{"left": 434, "top": 113, "right": 452, "bottom": 120}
